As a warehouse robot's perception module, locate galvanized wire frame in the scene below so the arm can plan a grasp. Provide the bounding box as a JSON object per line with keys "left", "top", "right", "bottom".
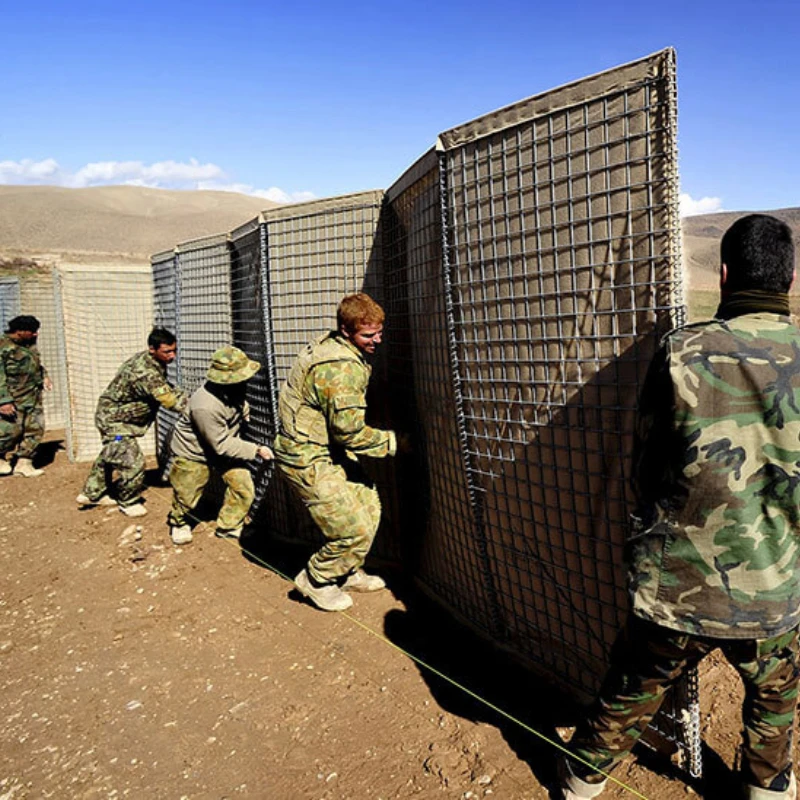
{"left": 151, "top": 249, "right": 180, "bottom": 475}
{"left": 0, "top": 277, "right": 21, "bottom": 330}
{"left": 228, "top": 216, "right": 279, "bottom": 514}
{"left": 437, "top": 48, "right": 698, "bottom": 772}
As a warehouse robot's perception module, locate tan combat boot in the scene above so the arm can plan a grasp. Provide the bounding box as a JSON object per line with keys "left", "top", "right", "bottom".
{"left": 745, "top": 773, "right": 797, "bottom": 800}
{"left": 342, "top": 569, "right": 386, "bottom": 592}
{"left": 0, "top": 458, "right": 12, "bottom": 476}
{"left": 294, "top": 569, "right": 353, "bottom": 612}
{"left": 14, "top": 458, "right": 43, "bottom": 477}
{"left": 558, "top": 758, "right": 608, "bottom": 800}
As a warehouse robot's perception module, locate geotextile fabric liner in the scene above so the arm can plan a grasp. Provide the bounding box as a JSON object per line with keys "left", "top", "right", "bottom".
{"left": 57, "top": 266, "right": 155, "bottom": 463}
{"left": 19, "top": 273, "right": 68, "bottom": 429}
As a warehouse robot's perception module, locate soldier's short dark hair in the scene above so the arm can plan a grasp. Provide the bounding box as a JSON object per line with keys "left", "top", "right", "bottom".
{"left": 721, "top": 214, "right": 795, "bottom": 293}
{"left": 337, "top": 293, "right": 384, "bottom": 333}
{"left": 147, "top": 327, "right": 177, "bottom": 349}
{"left": 6, "top": 315, "right": 40, "bottom": 333}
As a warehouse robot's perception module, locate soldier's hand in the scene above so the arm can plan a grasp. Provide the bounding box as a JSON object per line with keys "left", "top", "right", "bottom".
{"left": 396, "top": 432, "right": 413, "bottom": 455}
{"left": 44, "top": 377, "right": 53, "bottom": 392}
{"left": 0, "top": 402, "right": 16, "bottom": 420}
{"left": 257, "top": 445, "right": 274, "bottom": 461}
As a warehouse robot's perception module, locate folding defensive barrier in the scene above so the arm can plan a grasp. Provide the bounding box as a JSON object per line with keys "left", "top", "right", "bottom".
{"left": 0, "top": 277, "right": 21, "bottom": 331}
{"left": 151, "top": 47, "right": 698, "bottom": 775}
{"left": 57, "top": 265, "right": 155, "bottom": 462}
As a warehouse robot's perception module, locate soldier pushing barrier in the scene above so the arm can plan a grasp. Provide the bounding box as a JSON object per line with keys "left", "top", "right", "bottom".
{"left": 275, "top": 293, "right": 408, "bottom": 612}
{"left": 77, "top": 327, "right": 187, "bottom": 517}
{"left": 559, "top": 215, "right": 800, "bottom": 800}
{"left": 167, "top": 346, "right": 274, "bottom": 545}
{"left": 0, "top": 315, "right": 52, "bottom": 477}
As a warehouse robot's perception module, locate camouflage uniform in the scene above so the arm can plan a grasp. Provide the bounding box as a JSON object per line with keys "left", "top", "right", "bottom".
{"left": 274, "top": 332, "right": 396, "bottom": 584}
{"left": 82, "top": 350, "right": 186, "bottom": 506}
{"left": 0, "top": 333, "right": 46, "bottom": 461}
{"left": 567, "top": 306, "right": 800, "bottom": 795}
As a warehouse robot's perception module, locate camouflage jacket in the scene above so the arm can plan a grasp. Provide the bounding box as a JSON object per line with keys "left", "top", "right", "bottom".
{"left": 0, "top": 334, "right": 46, "bottom": 409}
{"left": 95, "top": 350, "right": 187, "bottom": 438}
{"left": 629, "top": 312, "right": 800, "bottom": 639}
{"left": 274, "top": 331, "right": 396, "bottom": 468}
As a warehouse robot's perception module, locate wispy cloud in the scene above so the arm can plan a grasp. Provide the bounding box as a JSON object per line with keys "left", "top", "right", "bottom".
{"left": 680, "top": 193, "right": 724, "bottom": 217}
{"left": 0, "top": 157, "right": 314, "bottom": 203}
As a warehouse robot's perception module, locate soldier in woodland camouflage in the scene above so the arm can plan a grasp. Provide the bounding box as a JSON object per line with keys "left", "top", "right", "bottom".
{"left": 275, "top": 293, "right": 407, "bottom": 612}
{"left": 560, "top": 215, "right": 800, "bottom": 800}
{"left": 77, "top": 327, "right": 187, "bottom": 518}
{"left": 0, "top": 315, "right": 52, "bottom": 477}
{"left": 167, "top": 346, "right": 273, "bottom": 546}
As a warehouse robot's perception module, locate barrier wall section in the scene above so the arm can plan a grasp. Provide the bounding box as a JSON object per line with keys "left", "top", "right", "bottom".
{"left": 0, "top": 277, "right": 21, "bottom": 330}
{"left": 20, "top": 273, "right": 68, "bottom": 429}
{"left": 58, "top": 266, "right": 155, "bottom": 462}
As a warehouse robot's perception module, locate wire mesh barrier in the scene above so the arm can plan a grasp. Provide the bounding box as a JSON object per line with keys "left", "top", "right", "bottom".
{"left": 57, "top": 265, "right": 155, "bottom": 462}
{"left": 0, "top": 277, "right": 21, "bottom": 330}
{"left": 19, "top": 273, "right": 69, "bottom": 429}
{"left": 151, "top": 249, "right": 180, "bottom": 476}
{"left": 150, "top": 47, "right": 701, "bottom": 777}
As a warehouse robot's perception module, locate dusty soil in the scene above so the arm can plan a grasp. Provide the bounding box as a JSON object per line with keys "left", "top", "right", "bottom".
{"left": 0, "top": 432, "right": 775, "bottom": 800}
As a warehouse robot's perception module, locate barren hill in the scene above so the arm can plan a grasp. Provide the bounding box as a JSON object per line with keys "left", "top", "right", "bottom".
{"left": 682, "top": 207, "right": 800, "bottom": 288}
{"left": 0, "top": 185, "right": 278, "bottom": 265}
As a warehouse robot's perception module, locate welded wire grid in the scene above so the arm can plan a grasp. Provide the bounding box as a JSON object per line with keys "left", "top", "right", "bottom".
{"left": 175, "top": 234, "right": 232, "bottom": 395}
{"left": 151, "top": 249, "right": 180, "bottom": 474}
{"left": 0, "top": 277, "right": 21, "bottom": 330}
{"left": 57, "top": 267, "right": 155, "bottom": 462}
{"left": 260, "top": 193, "right": 400, "bottom": 558}
{"left": 440, "top": 49, "right": 698, "bottom": 766}
{"left": 383, "top": 152, "right": 497, "bottom": 631}
{"left": 20, "top": 274, "right": 69, "bottom": 429}
{"left": 229, "top": 217, "right": 280, "bottom": 517}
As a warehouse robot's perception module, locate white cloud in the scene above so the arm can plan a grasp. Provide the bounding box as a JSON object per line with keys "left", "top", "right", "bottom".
{"left": 680, "top": 193, "right": 724, "bottom": 217}
{"left": 0, "top": 157, "right": 313, "bottom": 204}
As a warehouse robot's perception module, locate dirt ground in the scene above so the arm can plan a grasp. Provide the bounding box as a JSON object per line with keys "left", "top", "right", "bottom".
{"left": 0, "top": 431, "right": 778, "bottom": 800}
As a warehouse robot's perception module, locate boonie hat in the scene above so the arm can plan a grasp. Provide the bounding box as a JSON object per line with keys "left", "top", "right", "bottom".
{"left": 207, "top": 346, "right": 260, "bottom": 384}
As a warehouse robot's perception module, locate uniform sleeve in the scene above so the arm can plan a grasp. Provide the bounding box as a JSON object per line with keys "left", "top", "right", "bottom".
{"left": 190, "top": 405, "right": 259, "bottom": 461}
{"left": 0, "top": 348, "right": 12, "bottom": 405}
{"left": 140, "top": 367, "right": 188, "bottom": 413}
{"left": 630, "top": 344, "right": 676, "bottom": 510}
{"left": 311, "top": 361, "right": 396, "bottom": 457}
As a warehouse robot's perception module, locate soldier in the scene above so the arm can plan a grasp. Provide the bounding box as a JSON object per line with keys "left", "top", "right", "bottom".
{"left": 167, "top": 346, "right": 274, "bottom": 545}
{"left": 275, "top": 293, "right": 406, "bottom": 612}
{"left": 76, "top": 327, "right": 187, "bottom": 517}
{"left": 0, "top": 315, "right": 52, "bottom": 477}
{"left": 559, "top": 215, "right": 800, "bottom": 800}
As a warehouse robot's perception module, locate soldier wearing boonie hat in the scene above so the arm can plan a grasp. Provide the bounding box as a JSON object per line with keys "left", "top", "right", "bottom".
{"left": 167, "top": 346, "right": 273, "bottom": 546}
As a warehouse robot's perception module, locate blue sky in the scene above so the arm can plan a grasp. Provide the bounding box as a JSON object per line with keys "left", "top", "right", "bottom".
{"left": 2, "top": 0, "right": 798, "bottom": 214}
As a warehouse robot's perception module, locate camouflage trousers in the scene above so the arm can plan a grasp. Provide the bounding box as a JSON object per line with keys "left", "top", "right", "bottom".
{"left": 0, "top": 401, "right": 44, "bottom": 460}
{"left": 278, "top": 456, "right": 382, "bottom": 584}
{"left": 168, "top": 456, "right": 254, "bottom": 533}
{"left": 568, "top": 614, "right": 800, "bottom": 792}
{"left": 82, "top": 434, "right": 145, "bottom": 506}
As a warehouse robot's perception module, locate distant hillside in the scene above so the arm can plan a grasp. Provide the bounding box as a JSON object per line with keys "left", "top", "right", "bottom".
{"left": 682, "top": 207, "right": 800, "bottom": 288}
{"left": 0, "top": 185, "right": 278, "bottom": 265}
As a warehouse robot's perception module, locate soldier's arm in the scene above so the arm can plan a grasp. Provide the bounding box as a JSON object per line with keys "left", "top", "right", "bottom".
{"left": 190, "top": 405, "right": 259, "bottom": 461}
{"left": 313, "top": 362, "right": 396, "bottom": 457}
{"left": 140, "top": 370, "right": 188, "bottom": 414}
{"left": 0, "top": 349, "right": 12, "bottom": 406}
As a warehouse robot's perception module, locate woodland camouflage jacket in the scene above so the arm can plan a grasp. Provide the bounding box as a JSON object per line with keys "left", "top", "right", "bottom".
{"left": 0, "top": 334, "right": 45, "bottom": 409}
{"left": 95, "top": 350, "right": 187, "bottom": 438}
{"left": 629, "top": 312, "right": 800, "bottom": 639}
{"left": 274, "top": 331, "right": 396, "bottom": 468}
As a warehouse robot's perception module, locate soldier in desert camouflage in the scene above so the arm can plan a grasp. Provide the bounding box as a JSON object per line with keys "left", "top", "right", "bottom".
{"left": 275, "top": 293, "right": 407, "bottom": 612}
{"left": 560, "top": 215, "right": 800, "bottom": 800}
{"left": 0, "top": 315, "right": 52, "bottom": 477}
{"left": 76, "top": 327, "right": 187, "bottom": 518}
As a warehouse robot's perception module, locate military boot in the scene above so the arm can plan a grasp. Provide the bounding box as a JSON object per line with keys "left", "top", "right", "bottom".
{"left": 342, "top": 569, "right": 386, "bottom": 592}
{"left": 745, "top": 773, "right": 797, "bottom": 800}
{"left": 14, "top": 458, "right": 43, "bottom": 477}
{"left": 558, "top": 758, "right": 608, "bottom": 800}
{"left": 0, "top": 458, "right": 11, "bottom": 476}
{"left": 294, "top": 569, "right": 353, "bottom": 612}
{"left": 119, "top": 502, "right": 147, "bottom": 518}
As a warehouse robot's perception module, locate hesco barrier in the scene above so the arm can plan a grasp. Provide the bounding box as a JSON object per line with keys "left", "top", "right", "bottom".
{"left": 19, "top": 273, "right": 69, "bottom": 429}
{"left": 152, "top": 249, "right": 180, "bottom": 475}
{"left": 0, "top": 277, "right": 21, "bottom": 330}
{"left": 152, "top": 48, "right": 699, "bottom": 776}
{"left": 57, "top": 265, "right": 155, "bottom": 463}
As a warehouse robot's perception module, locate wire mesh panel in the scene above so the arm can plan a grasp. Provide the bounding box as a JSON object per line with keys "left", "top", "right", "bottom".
{"left": 438, "top": 48, "right": 695, "bottom": 767}
{"left": 19, "top": 273, "right": 68, "bottom": 429}
{"left": 258, "top": 192, "right": 400, "bottom": 559}
{"left": 383, "top": 151, "right": 497, "bottom": 631}
{"left": 229, "top": 217, "right": 280, "bottom": 514}
{"left": 175, "top": 234, "right": 232, "bottom": 396}
{"left": 57, "top": 266, "right": 155, "bottom": 462}
{"left": 151, "top": 249, "right": 180, "bottom": 474}
{"left": 0, "top": 277, "right": 21, "bottom": 330}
